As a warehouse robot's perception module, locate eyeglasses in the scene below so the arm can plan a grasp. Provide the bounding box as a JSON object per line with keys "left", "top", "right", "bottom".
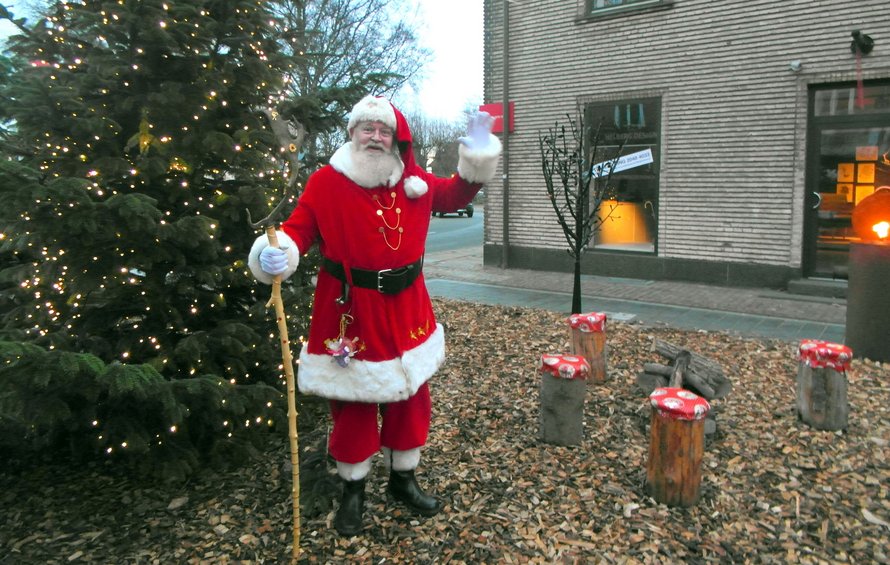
{"left": 359, "top": 124, "right": 394, "bottom": 139}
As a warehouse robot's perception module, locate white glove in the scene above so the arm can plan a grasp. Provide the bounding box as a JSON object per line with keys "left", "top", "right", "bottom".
{"left": 259, "top": 246, "right": 289, "bottom": 276}
{"left": 458, "top": 111, "right": 494, "bottom": 151}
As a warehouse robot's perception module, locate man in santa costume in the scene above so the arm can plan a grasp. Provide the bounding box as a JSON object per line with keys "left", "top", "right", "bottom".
{"left": 248, "top": 95, "right": 501, "bottom": 536}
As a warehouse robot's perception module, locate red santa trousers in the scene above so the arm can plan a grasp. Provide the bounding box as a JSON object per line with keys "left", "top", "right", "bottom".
{"left": 328, "top": 382, "right": 431, "bottom": 464}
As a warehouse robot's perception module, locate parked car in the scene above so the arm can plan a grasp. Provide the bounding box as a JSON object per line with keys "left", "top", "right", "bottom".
{"left": 433, "top": 202, "right": 474, "bottom": 218}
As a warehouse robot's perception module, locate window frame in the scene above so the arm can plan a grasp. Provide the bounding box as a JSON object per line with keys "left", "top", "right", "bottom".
{"left": 584, "top": 0, "right": 673, "bottom": 20}
{"left": 583, "top": 96, "right": 662, "bottom": 254}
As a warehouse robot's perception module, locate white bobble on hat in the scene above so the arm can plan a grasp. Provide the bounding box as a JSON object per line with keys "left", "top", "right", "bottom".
{"left": 347, "top": 95, "right": 397, "bottom": 132}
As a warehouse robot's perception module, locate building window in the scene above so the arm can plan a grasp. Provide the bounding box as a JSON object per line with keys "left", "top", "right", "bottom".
{"left": 589, "top": 0, "right": 669, "bottom": 17}
{"left": 813, "top": 83, "right": 890, "bottom": 117}
{"left": 585, "top": 97, "right": 661, "bottom": 253}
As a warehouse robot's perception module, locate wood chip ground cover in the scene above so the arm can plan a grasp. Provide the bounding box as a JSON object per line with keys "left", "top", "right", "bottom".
{"left": 1, "top": 299, "right": 888, "bottom": 563}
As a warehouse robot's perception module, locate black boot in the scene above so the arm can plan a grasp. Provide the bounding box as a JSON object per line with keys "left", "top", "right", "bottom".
{"left": 333, "top": 478, "right": 365, "bottom": 536}
{"left": 388, "top": 469, "right": 442, "bottom": 517}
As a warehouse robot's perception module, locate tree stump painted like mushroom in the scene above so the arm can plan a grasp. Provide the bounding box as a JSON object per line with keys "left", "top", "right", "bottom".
{"left": 646, "top": 387, "right": 710, "bottom": 507}
{"left": 567, "top": 312, "right": 607, "bottom": 384}
{"left": 539, "top": 353, "right": 590, "bottom": 446}
{"left": 797, "top": 340, "right": 852, "bottom": 431}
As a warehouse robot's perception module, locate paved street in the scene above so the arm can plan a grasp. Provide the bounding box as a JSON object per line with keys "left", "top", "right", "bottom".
{"left": 424, "top": 207, "right": 847, "bottom": 343}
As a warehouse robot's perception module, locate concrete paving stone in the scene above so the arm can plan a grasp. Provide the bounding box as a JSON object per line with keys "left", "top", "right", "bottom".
{"left": 423, "top": 245, "right": 849, "bottom": 344}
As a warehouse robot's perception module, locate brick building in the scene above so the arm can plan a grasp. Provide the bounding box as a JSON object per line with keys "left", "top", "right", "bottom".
{"left": 482, "top": 0, "right": 890, "bottom": 290}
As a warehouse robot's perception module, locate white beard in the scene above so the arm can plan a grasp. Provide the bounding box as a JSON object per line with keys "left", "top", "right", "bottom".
{"left": 349, "top": 143, "right": 403, "bottom": 188}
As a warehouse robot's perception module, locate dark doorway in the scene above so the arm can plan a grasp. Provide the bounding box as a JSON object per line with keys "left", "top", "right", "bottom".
{"left": 804, "top": 82, "right": 890, "bottom": 278}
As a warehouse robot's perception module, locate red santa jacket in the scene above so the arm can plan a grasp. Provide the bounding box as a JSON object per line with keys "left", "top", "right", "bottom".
{"left": 251, "top": 105, "right": 501, "bottom": 403}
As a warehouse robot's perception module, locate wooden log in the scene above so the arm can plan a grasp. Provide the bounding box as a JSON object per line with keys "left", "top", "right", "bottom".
{"left": 651, "top": 339, "right": 731, "bottom": 399}
{"left": 652, "top": 339, "right": 723, "bottom": 375}
{"left": 796, "top": 340, "right": 851, "bottom": 431}
{"left": 684, "top": 371, "right": 717, "bottom": 401}
{"left": 704, "top": 416, "right": 717, "bottom": 436}
{"left": 568, "top": 313, "right": 608, "bottom": 384}
{"left": 646, "top": 388, "right": 710, "bottom": 507}
{"left": 539, "top": 354, "right": 589, "bottom": 446}
{"left": 668, "top": 350, "right": 691, "bottom": 388}
{"left": 635, "top": 371, "right": 668, "bottom": 394}
{"left": 571, "top": 329, "right": 606, "bottom": 383}
{"left": 646, "top": 413, "right": 706, "bottom": 507}
{"left": 643, "top": 363, "right": 674, "bottom": 377}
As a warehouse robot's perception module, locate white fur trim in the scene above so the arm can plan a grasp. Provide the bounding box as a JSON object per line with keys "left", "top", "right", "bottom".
{"left": 337, "top": 457, "right": 373, "bottom": 481}
{"left": 347, "top": 95, "right": 396, "bottom": 132}
{"left": 403, "top": 175, "right": 428, "bottom": 198}
{"left": 457, "top": 133, "right": 502, "bottom": 184}
{"left": 329, "top": 142, "right": 404, "bottom": 188}
{"left": 248, "top": 231, "right": 300, "bottom": 285}
{"left": 298, "top": 324, "right": 446, "bottom": 403}
{"left": 383, "top": 447, "right": 421, "bottom": 471}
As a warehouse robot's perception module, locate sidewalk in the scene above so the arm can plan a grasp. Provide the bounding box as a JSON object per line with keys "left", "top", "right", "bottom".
{"left": 423, "top": 246, "right": 847, "bottom": 343}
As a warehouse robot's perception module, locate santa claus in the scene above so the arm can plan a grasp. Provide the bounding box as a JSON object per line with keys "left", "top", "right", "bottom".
{"left": 249, "top": 95, "right": 501, "bottom": 536}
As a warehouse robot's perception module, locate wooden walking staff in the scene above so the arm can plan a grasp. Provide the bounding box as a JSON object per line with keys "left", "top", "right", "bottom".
{"left": 263, "top": 227, "right": 301, "bottom": 560}
{"left": 567, "top": 312, "right": 607, "bottom": 384}
{"left": 248, "top": 109, "right": 306, "bottom": 561}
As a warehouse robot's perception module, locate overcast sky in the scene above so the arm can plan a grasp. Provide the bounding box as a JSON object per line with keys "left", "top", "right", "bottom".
{"left": 0, "top": 6, "right": 16, "bottom": 39}
{"left": 0, "top": 0, "right": 485, "bottom": 123}
{"left": 402, "top": 0, "right": 485, "bottom": 122}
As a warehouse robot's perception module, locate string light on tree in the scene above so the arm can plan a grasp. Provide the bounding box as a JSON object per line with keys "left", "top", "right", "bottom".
{"left": 1, "top": 0, "right": 306, "bottom": 480}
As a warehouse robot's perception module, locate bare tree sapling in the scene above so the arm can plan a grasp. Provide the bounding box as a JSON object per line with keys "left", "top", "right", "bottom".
{"left": 539, "top": 113, "right": 625, "bottom": 313}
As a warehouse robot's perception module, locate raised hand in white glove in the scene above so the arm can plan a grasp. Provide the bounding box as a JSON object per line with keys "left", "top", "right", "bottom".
{"left": 259, "top": 246, "right": 289, "bottom": 276}
{"left": 458, "top": 111, "right": 495, "bottom": 151}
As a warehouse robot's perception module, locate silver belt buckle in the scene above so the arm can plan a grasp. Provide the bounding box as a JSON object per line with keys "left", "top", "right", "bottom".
{"left": 376, "top": 268, "right": 393, "bottom": 292}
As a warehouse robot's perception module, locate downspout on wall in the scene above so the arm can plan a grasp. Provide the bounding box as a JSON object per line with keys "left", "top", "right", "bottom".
{"left": 500, "top": 0, "right": 510, "bottom": 268}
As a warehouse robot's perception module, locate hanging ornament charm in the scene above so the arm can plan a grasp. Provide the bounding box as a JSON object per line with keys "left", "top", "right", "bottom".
{"left": 125, "top": 111, "right": 159, "bottom": 155}
{"left": 138, "top": 117, "right": 154, "bottom": 154}
{"left": 324, "top": 314, "right": 359, "bottom": 367}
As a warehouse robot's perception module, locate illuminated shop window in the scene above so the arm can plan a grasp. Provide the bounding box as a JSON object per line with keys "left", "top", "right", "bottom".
{"left": 585, "top": 97, "right": 660, "bottom": 253}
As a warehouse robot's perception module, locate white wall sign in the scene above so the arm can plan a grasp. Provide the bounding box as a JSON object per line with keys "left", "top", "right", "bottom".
{"left": 589, "top": 148, "right": 654, "bottom": 178}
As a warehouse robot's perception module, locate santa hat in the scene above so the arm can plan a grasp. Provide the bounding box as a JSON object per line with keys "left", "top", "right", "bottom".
{"left": 347, "top": 95, "right": 397, "bottom": 133}
{"left": 390, "top": 101, "right": 429, "bottom": 198}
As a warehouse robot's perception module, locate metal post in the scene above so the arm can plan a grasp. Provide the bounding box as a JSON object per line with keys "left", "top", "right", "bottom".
{"left": 500, "top": 0, "right": 510, "bottom": 268}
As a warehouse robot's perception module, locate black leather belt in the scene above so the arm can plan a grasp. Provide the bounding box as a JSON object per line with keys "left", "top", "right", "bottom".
{"left": 322, "top": 256, "right": 423, "bottom": 295}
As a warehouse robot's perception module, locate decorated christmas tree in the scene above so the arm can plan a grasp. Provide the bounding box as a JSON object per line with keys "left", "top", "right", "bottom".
{"left": 0, "top": 0, "right": 315, "bottom": 476}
